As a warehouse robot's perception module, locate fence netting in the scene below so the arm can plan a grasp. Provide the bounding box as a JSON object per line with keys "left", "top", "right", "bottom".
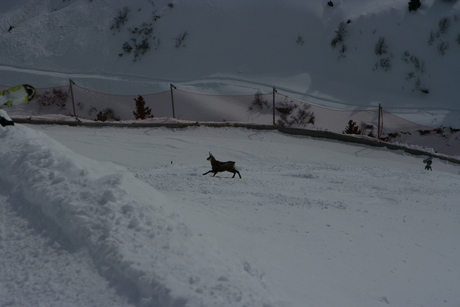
{"left": 1, "top": 83, "right": 433, "bottom": 138}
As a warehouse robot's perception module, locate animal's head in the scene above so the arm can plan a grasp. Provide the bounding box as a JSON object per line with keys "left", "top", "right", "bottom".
{"left": 207, "top": 152, "right": 214, "bottom": 161}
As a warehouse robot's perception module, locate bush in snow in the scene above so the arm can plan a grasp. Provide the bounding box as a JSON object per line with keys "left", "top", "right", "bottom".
{"left": 293, "top": 104, "right": 315, "bottom": 126}
{"left": 414, "top": 78, "right": 430, "bottom": 94}
{"left": 428, "top": 17, "right": 451, "bottom": 46}
{"left": 129, "top": 23, "right": 156, "bottom": 61}
{"left": 342, "top": 120, "right": 361, "bottom": 135}
{"left": 120, "top": 40, "right": 152, "bottom": 61}
{"left": 401, "top": 51, "right": 428, "bottom": 93}
{"left": 130, "top": 23, "right": 154, "bottom": 37}
{"left": 360, "top": 122, "right": 376, "bottom": 138}
{"left": 380, "top": 57, "right": 392, "bottom": 71}
{"left": 174, "top": 31, "right": 188, "bottom": 48}
{"left": 110, "top": 7, "right": 130, "bottom": 31}
{"left": 330, "top": 21, "right": 348, "bottom": 48}
{"left": 374, "top": 37, "right": 388, "bottom": 56}
{"left": 426, "top": 17, "right": 452, "bottom": 55}
{"left": 122, "top": 42, "right": 133, "bottom": 54}
{"left": 437, "top": 41, "right": 449, "bottom": 55}
{"left": 134, "top": 38, "right": 151, "bottom": 60}
{"left": 331, "top": 21, "right": 349, "bottom": 59}
{"left": 133, "top": 95, "right": 154, "bottom": 120}
{"left": 119, "top": 22, "right": 159, "bottom": 61}
{"left": 418, "top": 129, "right": 431, "bottom": 136}
{"left": 373, "top": 57, "right": 392, "bottom": 72}
{"left": 401, "top": 52, "right": 425, "bottom": 73}
{"left": 408, "top": 0, "right": 421, "bottom": 12}
{"left": 276, "top": 98, "right": 315, "bottom": 127}
{"left": 427, "top": 31, "right": 436, "bottom": 45}
{"left": 36, "top": 88, "right": 69, "bottom": 110}
{"left": 438, "top": 17, "right": 451, "bottom": 35}
{"left": 296, "top": 35, "right": 305, "bottom": 46}
{"left": 96, "top": 108, "right": 120, "bottom": 121}
{"left": 373, "top": 36, "right": 392, "bottom": 71}
{"left": 248, "top": 92, "right": 270, "bottom": 111}
{"left": 339, "top": 44, "right": 347, "bottom": 59}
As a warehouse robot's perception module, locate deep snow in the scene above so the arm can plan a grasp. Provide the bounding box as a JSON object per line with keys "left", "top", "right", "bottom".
{"left": 1, "top": 123, "right": 459, "bottom": 307}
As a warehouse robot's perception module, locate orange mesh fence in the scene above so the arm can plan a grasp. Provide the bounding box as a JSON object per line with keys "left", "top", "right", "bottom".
{"left": 1, "top": 83, "right": 434, "bottom": 136}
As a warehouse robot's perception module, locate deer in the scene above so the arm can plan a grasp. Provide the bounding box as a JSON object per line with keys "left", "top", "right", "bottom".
{"left": 203, "top": 152, "right": 241, "bottom": 178}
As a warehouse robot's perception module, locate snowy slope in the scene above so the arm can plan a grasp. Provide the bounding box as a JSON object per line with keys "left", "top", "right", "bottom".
{"left": 1, "top": 123, "right": 460, "bottom": 307}
{"left": 0, "top": 0, "right": 460, "bottom": 128}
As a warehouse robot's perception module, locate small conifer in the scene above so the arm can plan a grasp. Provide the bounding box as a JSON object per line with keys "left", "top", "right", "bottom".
{"left": 343, "top": 120, "right": 362, "bottom": 135}
{"left": 133, "top": 95, "right": 154, "bottom": 120}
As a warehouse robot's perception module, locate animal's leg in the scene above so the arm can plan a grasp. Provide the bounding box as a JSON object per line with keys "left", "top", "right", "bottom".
{"left": 231, "top": 170, "right": 241, "bottom": 178}
{"left": 203, "top": 170, "right": 211, "bottom": 176}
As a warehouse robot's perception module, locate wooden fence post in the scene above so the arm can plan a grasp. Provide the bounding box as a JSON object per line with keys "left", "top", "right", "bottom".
{"left": 170, "top": 84, "right": 177, "bottom": 118}
{"left": 69, "top": 79, "right": 79, "bottom": 121}
{"left": 272, "top": 87, "right": 277, "bottom": 126}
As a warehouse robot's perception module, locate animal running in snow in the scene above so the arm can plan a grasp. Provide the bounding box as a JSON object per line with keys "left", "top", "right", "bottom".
{"left": 203, "top": 152, "right": 241, "bottom": 178}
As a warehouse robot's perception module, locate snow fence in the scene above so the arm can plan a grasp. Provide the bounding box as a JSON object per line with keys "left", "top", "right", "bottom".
{"left": 2, "top": 83, "right": 435, "bottom": 137}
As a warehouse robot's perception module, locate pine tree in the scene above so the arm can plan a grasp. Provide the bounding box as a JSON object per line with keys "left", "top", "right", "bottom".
{"left": 133, "top": 95, "right": 154, "bottom": 120}
{"left": 343, "top": 120, "right": 362, "bottom": 135}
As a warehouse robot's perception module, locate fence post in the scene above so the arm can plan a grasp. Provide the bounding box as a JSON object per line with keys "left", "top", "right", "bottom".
{"left": 170, "top": 84, "right": 177, "bottom": 119}
{"left": 69, "top": 79, "right": 79, "bottom": 121}
{"left": 272, "top": 87, "right": 277, "bottom": 126}
{"left": 377, "top": 103, "right": 382, "bottom": 139}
